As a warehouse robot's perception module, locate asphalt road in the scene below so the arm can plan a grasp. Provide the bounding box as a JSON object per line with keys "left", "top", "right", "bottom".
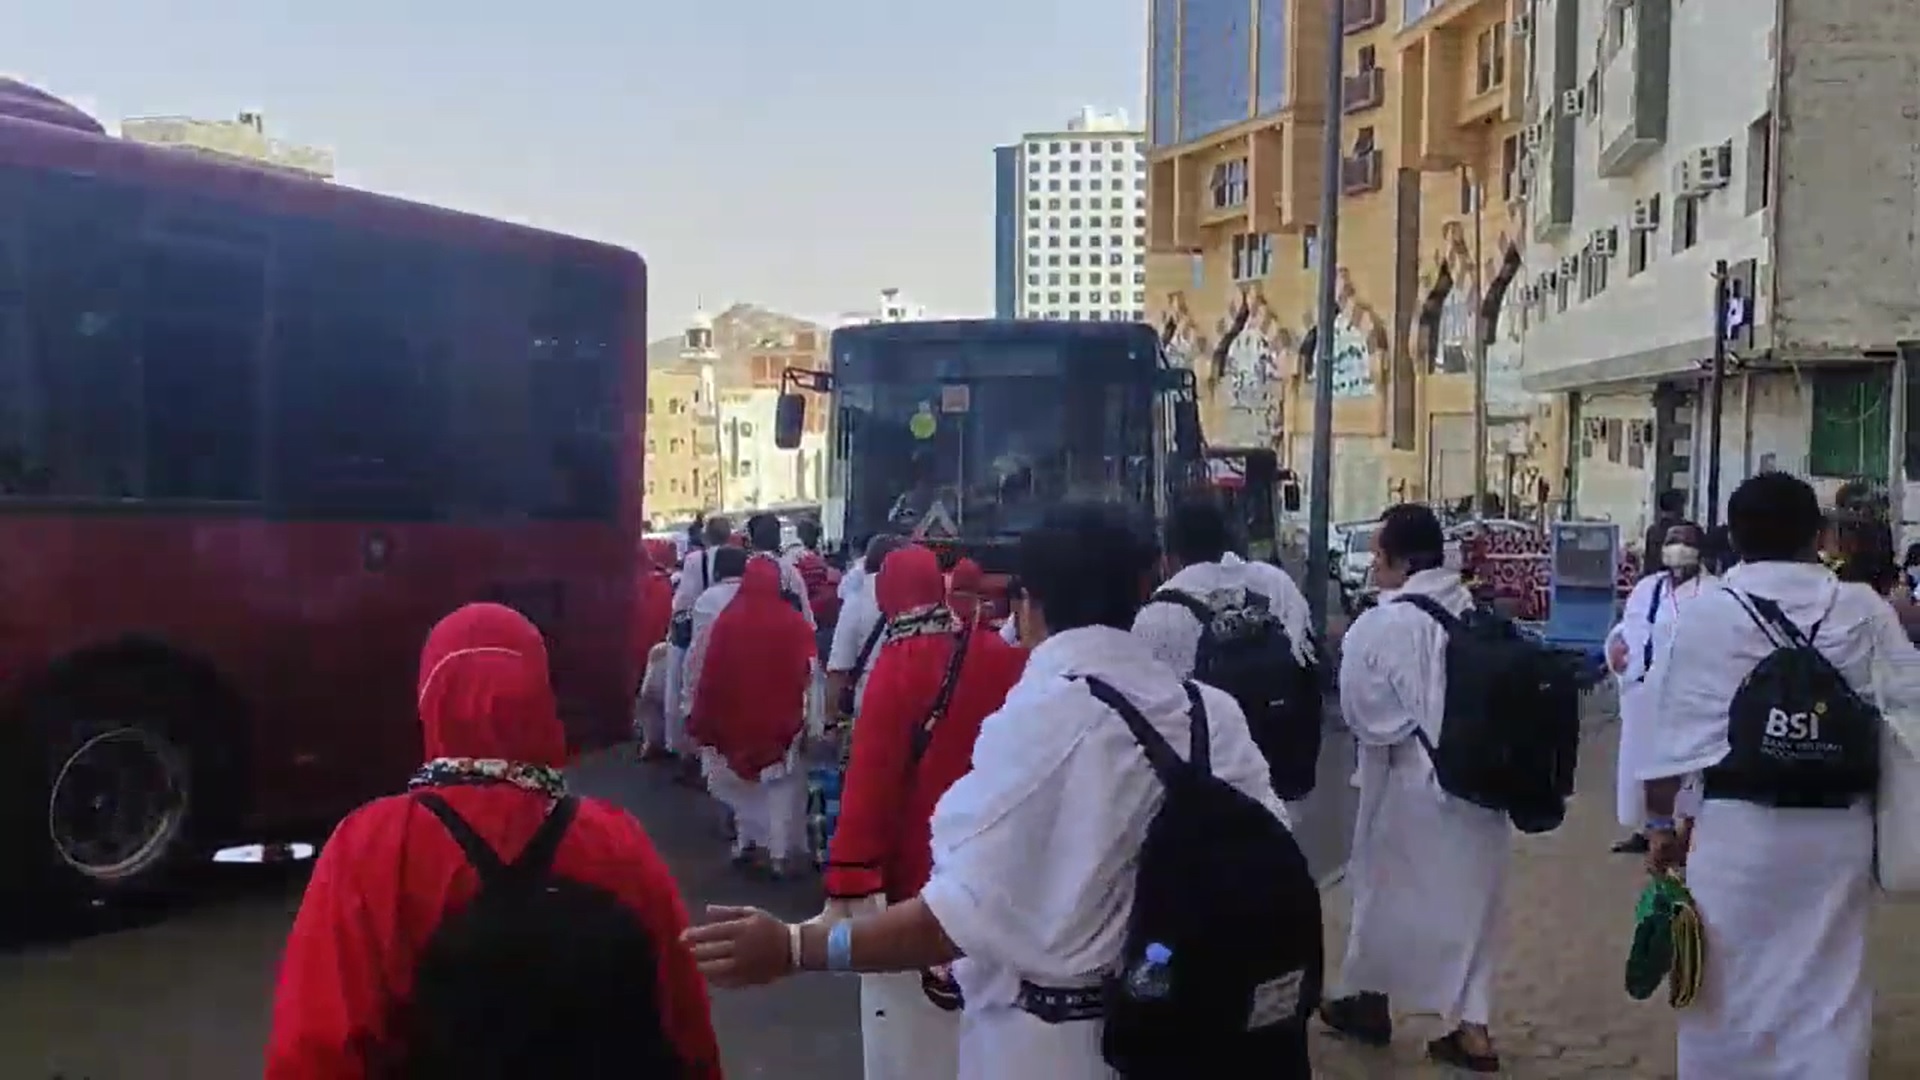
{"left": 0, "top": 734, "right": 1359, "bottom": 1080}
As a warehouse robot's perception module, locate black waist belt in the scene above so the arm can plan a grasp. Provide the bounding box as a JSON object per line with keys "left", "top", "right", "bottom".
{"left": 1015, "top": 980, "right": 1103, "bottom": 1024}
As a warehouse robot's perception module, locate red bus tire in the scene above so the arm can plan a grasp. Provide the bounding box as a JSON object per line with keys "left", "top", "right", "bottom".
{"left": 13, "top": 657, "right": 237, "bottom": 906}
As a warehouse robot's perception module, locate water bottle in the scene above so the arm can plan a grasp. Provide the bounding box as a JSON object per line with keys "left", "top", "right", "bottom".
{"left": 1124, "top": 943, "right": 1174, "bottom": 1001}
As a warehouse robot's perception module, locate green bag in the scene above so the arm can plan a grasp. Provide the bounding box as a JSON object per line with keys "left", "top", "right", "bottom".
{"left": 1625, "top": 872, "right": 1705, "bottom": 1007}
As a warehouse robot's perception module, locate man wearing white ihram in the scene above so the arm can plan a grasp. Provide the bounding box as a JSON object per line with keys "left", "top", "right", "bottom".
{"left": 1605, "top": 519, "right": 1714, "bottom": 854}
{"left": 1318, "top": 503, "right": 1508, "bottom": 1073}
{"left": 1641, "top": 472, "right": 1920, "bottom": 1078}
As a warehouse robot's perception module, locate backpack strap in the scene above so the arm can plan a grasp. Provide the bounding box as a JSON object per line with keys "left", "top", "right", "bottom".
{"left": 1077, "top": 675, "right": 1210, "bottom": 784}
{"left": 1642, "top": 573, "right": 1668, "bottom": 674}
{"left": 1724, "top": 589, "right": 1815, "bottom": 650}
{"left": 413, "top": 792, "right": 578, "bottom": 888}
{"left": 853, "top": 617, "right": 887, "bottom": 676}
{"left": 1393, "top": 592, "right": 1460, "bottom": 631}
{"left": 509, "top": 795, "right": 580, "bottom": 879}
{"left": 910, "top": 622, "right": 975, "bottom": 765}
{"left": 1148, "top": 588, "right": 1214, "bottom": 627}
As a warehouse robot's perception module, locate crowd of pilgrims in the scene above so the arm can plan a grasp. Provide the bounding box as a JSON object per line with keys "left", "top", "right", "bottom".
{"left": 255, "top": 472, "right": 1920, "bottom": 1079}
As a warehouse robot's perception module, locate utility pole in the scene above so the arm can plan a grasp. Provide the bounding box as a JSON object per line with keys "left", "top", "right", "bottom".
{"left": 1305, "top": 0, "right": 1345, "bottom": 647}
{"left": 1466, "top": 166, "right": 1487, "bottom": 521}
{"left": 1705, "top": 259, "right": 1729, "bottom": 530}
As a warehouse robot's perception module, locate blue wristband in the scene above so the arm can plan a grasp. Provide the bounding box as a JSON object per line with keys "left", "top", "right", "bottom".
{"left": 826, "top": 919, "right": 855, "bottom": 972}
{"left": 1645, "top": 816, "right": 1676, "bottom": 833}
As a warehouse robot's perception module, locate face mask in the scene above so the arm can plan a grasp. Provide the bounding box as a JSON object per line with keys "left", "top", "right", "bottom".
{"left": 1663, "top": 543, "right": 1700, "bottom": 570}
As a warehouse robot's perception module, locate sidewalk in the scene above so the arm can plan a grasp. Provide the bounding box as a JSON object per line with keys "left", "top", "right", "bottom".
{"left": 1307, "top": 718, "right": 1920, "bottom": 1078}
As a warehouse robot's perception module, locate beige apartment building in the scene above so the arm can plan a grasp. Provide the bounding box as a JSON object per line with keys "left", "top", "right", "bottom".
{"left": 1145, "top": 0, "right": 1562, "bottom": 522}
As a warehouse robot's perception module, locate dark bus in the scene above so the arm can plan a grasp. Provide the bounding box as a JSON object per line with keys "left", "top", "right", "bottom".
{"left": 0, "top": 82, "right": 645, "bottom": 903}
{"left": 776, "top": 319, "right": 1200, "bottom": 589}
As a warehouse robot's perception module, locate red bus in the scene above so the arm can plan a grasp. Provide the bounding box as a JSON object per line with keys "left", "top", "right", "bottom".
{"left": 0, "top": 83, "right": 646, "bottom": 903}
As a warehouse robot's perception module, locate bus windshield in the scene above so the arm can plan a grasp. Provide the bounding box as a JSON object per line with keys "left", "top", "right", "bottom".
{"left": 834, "top": 331, "right": 1157, "bottom": 544}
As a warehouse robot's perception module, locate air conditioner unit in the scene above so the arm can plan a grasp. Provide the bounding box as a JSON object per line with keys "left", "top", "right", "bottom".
{"left": 1630, "top": 198, "right": 1660, "bottom": 231}
{"left": 1673, "top": 157, "right": 1695, "bottom": 196}
{"left": 1522, "top": 123, "right": 1543, "bottom": 150}
{"left": 1559, "top": 254, "right": 1582, "bottom": 277}
{"left": 1515, "top": 172, "right": 1533, "bottom": 200}
{"left": 1561, "top": 88, "right": 1586, "bottom": 118}
{"left": 1542, "top": 269, "right": 1559, "bottom": 290}
{"left": 1513, "top": 12, "right": 1532, "bottom": 37}
{"left": 1590, "top": 227, "right": 1619, "bottom": 257}
{"left": 1694, "top": 143, "right": 1734, "bottom": 190}
{"left": 1517, "top": 152, "right": 1537, "bottom": 179}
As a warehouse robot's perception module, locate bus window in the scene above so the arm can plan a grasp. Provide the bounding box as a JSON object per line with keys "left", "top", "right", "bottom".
{"left": 272, "top": 224, "right": 449, "bottom": 519}
{"left": 21, "top": 170, "right": 144, "bottom": 500}
{"left": 139, "top": 238, "right": 266, "bottom": 502}
{"left": 529, "top": 261, "right": 624, "bottom": 522}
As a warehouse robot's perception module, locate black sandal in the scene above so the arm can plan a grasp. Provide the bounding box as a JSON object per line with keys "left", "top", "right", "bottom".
{"left": 1426, "top": 1029, "right": 1500, "bottom": 1073}
{"left": 1316, "top": 993, "right": 1392, "bottom": 1047}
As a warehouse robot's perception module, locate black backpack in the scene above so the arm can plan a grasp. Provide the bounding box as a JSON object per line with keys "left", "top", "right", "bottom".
{"left": 1079, "top": 676, "right": 1321, "bottom": 1078}
{"left": 394, "top": 794, "right": 683, "bottom": 1079}
{"left": 1396, "top": 594, "right": 1582, "bottom": 833}
{"left": 836, "top": 617, "right": 889, "bottom": 718}
{"left": 1704, "top": 590, "right": 1879, "bottom": 808}
{"left": 668, "top": 551, "right": 711, "bottom": 648}
{"left": 1150, "top": 586, "right": 1322, "bottom": 800}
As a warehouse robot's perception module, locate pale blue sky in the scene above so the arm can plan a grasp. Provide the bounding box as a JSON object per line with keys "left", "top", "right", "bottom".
{"left": 11, "top": 0, "right": 1144, "bottom": 329}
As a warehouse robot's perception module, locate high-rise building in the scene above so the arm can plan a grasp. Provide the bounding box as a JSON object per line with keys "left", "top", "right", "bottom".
{"left": 994, "top": 108, "right": 1149, "bottom": 323}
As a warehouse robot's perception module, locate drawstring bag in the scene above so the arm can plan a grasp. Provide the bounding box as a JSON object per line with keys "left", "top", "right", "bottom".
{"left": 1625, "top": 871, "right": 1704, "bottom": 1008}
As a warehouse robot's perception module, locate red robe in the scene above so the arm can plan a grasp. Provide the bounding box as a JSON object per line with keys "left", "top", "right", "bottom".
{"left": 825, "top": 545, "right": 1025, "bottom": 902}
{"left": 687, "top": 557, "right": 815, "bottom": 779}
{"left": 632, "top": 545, "right": 674, "bottom": 662}
{"left": 265, "top": 603, "right": 723, "bottom": 1079}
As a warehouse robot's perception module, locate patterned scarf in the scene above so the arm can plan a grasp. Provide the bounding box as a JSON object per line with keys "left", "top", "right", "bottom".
{"left": 884, "top": 603, "right": 960, "bottom": 644}
{"left": 407, "top": 757, "right": 566, "bottom": 798}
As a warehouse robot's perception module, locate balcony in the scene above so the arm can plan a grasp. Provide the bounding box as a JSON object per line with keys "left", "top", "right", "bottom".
{"left": 1341, "top": 149, "right": 1384, "bottom": 195}
{"left": 1595, "top": 0, "right": 1672, "bottom": 178}
{"left": 1343, "top": 0, "right": 1385, "bottom": 34}
{"left": 1342, "top": 68, "right": 1385, "bottom": 114}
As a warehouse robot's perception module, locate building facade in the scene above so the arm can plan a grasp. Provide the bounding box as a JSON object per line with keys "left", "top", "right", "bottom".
{"left": 1518, "top": 0, "right": 1920, "bottom": 540}
{"left": 1146, "top": 0, "right": 1558, "bottom": 527}
{"left": 995, "top": 108, "right": 1149, "bottom": 323}
{"left": 643, "top": 318, "right": 722, "bottom": 527}
{"left": 120, "top": 111, "right": 334, "bottom": 179}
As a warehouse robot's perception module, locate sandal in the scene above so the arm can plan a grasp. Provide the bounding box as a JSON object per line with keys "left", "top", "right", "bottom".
{"left": 1316, "top": 993, "right": 1392, "bottom": 1047}
{"left": 1426, "top": 1029, "right": 1500, "bottom": 1073}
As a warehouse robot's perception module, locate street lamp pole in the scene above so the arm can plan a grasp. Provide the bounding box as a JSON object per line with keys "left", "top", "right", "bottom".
{"left": 1305, "top": 0, "right": 1346, "bottom": 647}
{"left": 1465, "top": 164, "right": 1487, "bottom": 521}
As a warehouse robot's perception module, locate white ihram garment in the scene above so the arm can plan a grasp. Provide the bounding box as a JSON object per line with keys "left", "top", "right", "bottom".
{"left": 1333, "top": 568, "right": 1508, "bottom": 1027}
{"left": 1638, "top": 562, "right": 1920, "bottom": 1079}
{"left": 1130, "top": 554, "right": 1315, "bottom": 679}
{"left": 683, "top": 578, "right": 810, "bottom": 861}
{"left": 919, "top": 626, "right": 1287, "bottom": 1079}
{"left": 820, "top": 895, "right": 963, "bottom": 1080}
{"left": 1608, "top": 570, "right": 1715, "bottom": 827}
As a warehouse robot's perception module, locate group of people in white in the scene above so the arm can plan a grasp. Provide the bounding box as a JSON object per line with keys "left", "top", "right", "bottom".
{"left": 660, "top": 470, "right": 1911, "bottom": 1079}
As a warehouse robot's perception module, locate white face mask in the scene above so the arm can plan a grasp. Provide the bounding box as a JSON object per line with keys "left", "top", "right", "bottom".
{"left": 1663, "top": 543, "right": 1701, "bottom": 570}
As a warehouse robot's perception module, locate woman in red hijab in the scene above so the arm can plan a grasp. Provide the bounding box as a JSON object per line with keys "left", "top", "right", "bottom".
{"left": 633, "top": 541, "right": 677, "bottom": 758}
{"left": 946, "top": 557, "right": 987, "bottom": 625}
{"left": 688, "top": 556, "right": 817, "bottom": 878}
{"left": 820, "top": 544, "right": 1026, "bottom": 1079}
{"left": 266, "top": 603, "right": 722, "bottom": 1079}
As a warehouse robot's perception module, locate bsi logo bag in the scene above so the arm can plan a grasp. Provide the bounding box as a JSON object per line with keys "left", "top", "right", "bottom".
{"left": 1706, "top": 590, "right": 1879, "bottom": 808}
{"left": 1396, "top": 594, "right": 1582, "bottom": 833}
{"left": 1078, "top": 676, "right": 1321, "bottom": 1077}
{"left": 1150, "top": 586, "right": 1322, "bottom": 800}
{"left": 393, "top": 795, "right": 682, "bottom": 1079}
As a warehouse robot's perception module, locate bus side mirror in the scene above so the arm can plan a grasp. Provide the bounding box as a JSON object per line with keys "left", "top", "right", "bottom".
{"left": 774, "top": 393, "right": 806, "bottom": 450}
{"left": 1281, "top": 481, "right": 1302, "bottom": 513}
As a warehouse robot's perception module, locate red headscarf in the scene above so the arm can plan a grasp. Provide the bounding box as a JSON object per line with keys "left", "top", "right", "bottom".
{"left": 265, "top": 604, "right": 721, "bottom": 1080}
{"left": 947, "top": 557, "right": 986, "bottom": 623}
{"left": 688, "top": 557, "right": 815, "bottom": 779}
{"left": 825, "top": 546, "right": 1026, "bottom": 902}
{"left": 632, "top": 543, "right": 674, "bottom": 662}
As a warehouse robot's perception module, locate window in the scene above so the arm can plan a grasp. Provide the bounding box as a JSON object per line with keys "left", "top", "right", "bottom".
{"left": 1499, "top": 135, "right": 1519, "bottom": 202}
{"left": 1673, "top": 196, "right": 1700, "bottom": 253}
{"left": 1353, "top": 127, "right": 1376, "bottom": 155}
{"left": 647, "top": 397, "right": 656, "bottom": 413}
{"left": 1628, "top": 223, "right": 1651, "bottom": 276}
{"left": 1209, "top": 158, "right": 1249, "bottom": 209}
{"left": 1230, "top": 233, "right": 1273, "bottom": 281}
{"left": 1302, "top": 226, "right": 1319, "bottom": 268}
{"left": 1605, "top": 418, "right": 1623, "bottom": 463}
{"left": 1358, "top": 44, "right": 1377, "bottom": 70}
{"left": 1474, "top": 23, "right": 1506, "bottom": 94}
{"left": 1747, "top": 112, "right": 1773, "bottom": 214}
{"left": 1459, "top": 170, "right": 1477, "bottom": 214}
